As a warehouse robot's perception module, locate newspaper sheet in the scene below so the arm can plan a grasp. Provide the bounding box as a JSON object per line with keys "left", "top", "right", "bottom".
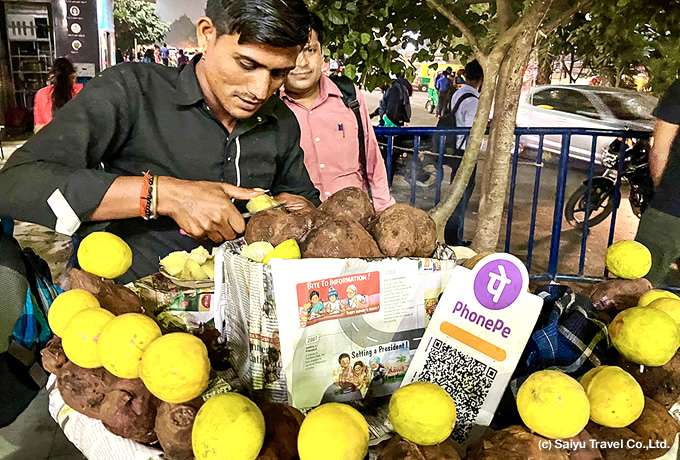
{"left": 270, "top": 256, "right": 455, "bottom": 409}
{"left": 215, "top": 242, "right": 288, "bottom": 402}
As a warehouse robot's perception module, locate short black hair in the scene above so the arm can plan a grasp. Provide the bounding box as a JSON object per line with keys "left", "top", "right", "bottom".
{"left": 465, "top": 59, "right": 484, "bottom": 82}
{"left": 309, "top": 290, "right": 320, "bottom": 300}
{"left": 205, "top": 0, "right": 312, "bottom": 48}
{"left": 308, "top": 13, "right": 324, "bottom": 48}
{"left": 338, "top": 353, "right": 350, "bottom": 363}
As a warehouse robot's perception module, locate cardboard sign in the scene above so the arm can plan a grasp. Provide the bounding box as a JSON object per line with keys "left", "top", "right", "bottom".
{"left": 402, "top": 253, "right": 543, "bottom": 449}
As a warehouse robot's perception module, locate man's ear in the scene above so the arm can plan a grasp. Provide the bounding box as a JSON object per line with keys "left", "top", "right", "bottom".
{"left": 196, "top": 17, "right": 216, "bottom": 52}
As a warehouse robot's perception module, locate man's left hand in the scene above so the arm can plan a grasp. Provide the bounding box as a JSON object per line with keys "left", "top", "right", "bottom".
{"left": 274, "top": 193, "right": 316, "bottom": 212}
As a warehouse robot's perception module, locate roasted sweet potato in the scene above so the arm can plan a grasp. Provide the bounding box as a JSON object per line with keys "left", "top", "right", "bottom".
{"left": 245, "top": 207, "right": 325, "bottom": 247}
{"left": 318, "top": 187, "right": 374, "bottom": 224}
{"left": 301, "top": 218, "right": 382, "bottom": 259}
{"left": 376, "top": 434, "right": 461, "bottom": 460}
{"left": 155, "top": 398, "right": 203, "bottom": 460}
{"left": 617, "top": 351, "right": 680, "bottom": 408}
{"left": 365, "top": 204, "right": 437, "bottom": 258}
{"left": 57, "top": 361, "right": 116, "bottom": 419}
{"left": 587, "top": 397, "right": 678, "bottom": 459}
{"left": 62, "top": 268, "right": 144, "bottom": 315}
{"left": 256, "top": 403, "right": 305, "bottom": 460}
{"left": 588, "top": 278, "right": 653, "bottom": 314}
{"left": 465, "top": 426, "right": 600, "bottom": 460}
{"left": 100, "top": 377, "right": 160, "bottom": 444}
{"left": 41, "top": 336, "right": 67, "bottom": 375}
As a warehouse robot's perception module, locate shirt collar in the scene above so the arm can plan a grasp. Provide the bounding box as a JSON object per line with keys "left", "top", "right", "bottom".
{"left": 175, "top": 54, "right": 279, "bottom": 121}
{"left": 175, "top": 55, "right": 205, "bottom": 107}
{"left": 462, "top": 83, "right": 481, "bottom": 98}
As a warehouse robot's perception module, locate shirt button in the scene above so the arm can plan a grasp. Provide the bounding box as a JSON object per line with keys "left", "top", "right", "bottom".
{"left": 309, "top": 110, "right": 313, "bottom": 115}
{"left": 319, "top": 163, "right": 325, "bottom": 168}
{"left": 257, "top": 116, "right": 263, "bottom": 123}
{"left": 315, "top": 137, "right": 320, "bottom": 142}
{"left": 325, "top": 191, "right": 331, "bottom": 196}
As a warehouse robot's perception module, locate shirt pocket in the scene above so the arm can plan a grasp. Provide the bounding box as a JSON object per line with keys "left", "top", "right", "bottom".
{"left": 330, "top": 116, "right": 362, "bottom": 173}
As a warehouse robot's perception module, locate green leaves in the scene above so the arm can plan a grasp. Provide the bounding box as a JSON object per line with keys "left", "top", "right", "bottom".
{"left": 327, "top": 9, "right": 346, "bottom": 25}
{"left": 114, "top": 0, "right": 168, "bottom": 52}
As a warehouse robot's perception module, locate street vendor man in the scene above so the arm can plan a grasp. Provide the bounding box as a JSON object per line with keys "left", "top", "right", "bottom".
{"left": 0, "top": 0, "right": 320, "bottom": 283}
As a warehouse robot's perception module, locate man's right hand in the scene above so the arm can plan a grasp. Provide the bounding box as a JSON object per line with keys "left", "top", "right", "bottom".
{"left": 158, "top": 177, "right": 263, "bottom": 242}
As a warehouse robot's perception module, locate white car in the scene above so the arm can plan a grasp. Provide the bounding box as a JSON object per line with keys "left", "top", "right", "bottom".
{"left": 516, "top": 85, "right": 656, "bottom": 164}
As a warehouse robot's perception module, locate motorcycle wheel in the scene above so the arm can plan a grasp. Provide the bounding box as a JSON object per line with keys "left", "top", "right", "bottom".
{"left": 564, "top": 184, "right": 614, "bottom": 228}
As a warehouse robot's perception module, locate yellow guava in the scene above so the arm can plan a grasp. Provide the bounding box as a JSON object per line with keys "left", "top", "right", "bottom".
{"left": 609, "top": 307, "right": 680, "bottom": 366}
{"left": 48, "top": 289, "right": 101, "bottom": 338}
{"left": 139, "top": 332, "right": 210, "bottom": 403}
{"left": 389, "top": 381, "right": 457, "bottom": 446}
{"left": 97, "top": 313, "right": 162, "bottom": 378}
{"left": 192, "top": 393, "right": 265, "bottom": 460}
{"left": 298, "top": 403, "right": 369, "bottom": 460}
{"left": 517, "top": 370, "right": 590, "bottom": 439}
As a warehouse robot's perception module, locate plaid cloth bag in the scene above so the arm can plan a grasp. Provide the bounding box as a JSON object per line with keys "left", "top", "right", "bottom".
{"left": 492, "top": 284, "right": 615, "bottom": 427}
{"left": 11, "top": 248, "right": 60, "bottom": 349}
{"left": 1, "top": 218, "right": 60, "bottom": 426}
{"left": 515, "top": 284, "right": 613, "bottom": 380}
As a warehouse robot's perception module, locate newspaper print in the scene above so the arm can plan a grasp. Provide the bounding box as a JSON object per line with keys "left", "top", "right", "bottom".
{"left": 272, "top": 257, "right": 456, "bottom": 409}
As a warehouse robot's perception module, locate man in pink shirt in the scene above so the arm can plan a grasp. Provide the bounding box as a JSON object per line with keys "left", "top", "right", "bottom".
{"left": 281, "top": 15, "right": 395, "bottom": 211}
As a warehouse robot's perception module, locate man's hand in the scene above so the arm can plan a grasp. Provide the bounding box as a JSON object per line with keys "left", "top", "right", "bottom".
{"left": 274, "top": 192, "right": 316, "bottom": 212}
{"left": 158, "top": 177, "right": 263, "bottom": 242}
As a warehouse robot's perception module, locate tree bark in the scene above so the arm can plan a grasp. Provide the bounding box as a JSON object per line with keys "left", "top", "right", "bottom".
{"left": 537, "top": 52, "right": 553, "bottom": 85}
{"left": 428, "top": 53, "right": 504, "bottom": 241}
{"left": 472, "top": 28, "right": 536, "bottom": 252}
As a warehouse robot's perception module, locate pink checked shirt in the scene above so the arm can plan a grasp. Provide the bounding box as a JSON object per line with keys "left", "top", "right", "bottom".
{"left": 281, "top": 75, "right": 395, "bottom": 211}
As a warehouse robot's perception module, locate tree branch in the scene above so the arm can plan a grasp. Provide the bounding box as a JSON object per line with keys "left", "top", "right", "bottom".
{"left": 426, "top": 0, "right": 487, "bottom": 61}
{"left": 492, "top": 0, "right": 552, "bottom": 57}
{"left": 540, "top": 0, "right": 593, "bottom": 34}
{"left": 496, "top": 0, "right": 516, "bottom": 34}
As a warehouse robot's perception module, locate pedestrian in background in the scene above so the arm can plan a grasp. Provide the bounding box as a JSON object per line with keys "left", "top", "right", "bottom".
{"left": 177, "top": 49, "right": 189, "bottom": 67}
{"left": 443, "top": 59, "right": 484, "bottom": 245}
{"left": 160, "top": 43, "right": 170, "bottom": 66}
{"left": 33, "top": 58, "right": 84, "bottom": 133}
{"left": 142, "top": 48, "right": 155, "bottom": 63}
{"left": 435, "top": 67, "right": 453, "bottom": 117}
{"left": 282, "top": 14, "right": 395, "bottom": 210}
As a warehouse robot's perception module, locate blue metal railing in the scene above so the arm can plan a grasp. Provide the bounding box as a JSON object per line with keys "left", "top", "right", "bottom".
{"left": 374, "top": 125, "right": 653, "bottom": 284}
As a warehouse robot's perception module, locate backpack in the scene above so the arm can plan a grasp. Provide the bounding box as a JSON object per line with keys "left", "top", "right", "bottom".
{"left": 328, "top": 75, "right": 370, "bottom": 195}
{"left": 0, "top": 217, "right": 59, "bottom": 427}
{"left": 435, "top": 92, "right": 479, "bottom": 152}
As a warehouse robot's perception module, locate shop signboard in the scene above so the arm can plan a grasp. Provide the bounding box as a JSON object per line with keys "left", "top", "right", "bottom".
{"left": 54, "top": 0, "right": 99, "bottom": 68}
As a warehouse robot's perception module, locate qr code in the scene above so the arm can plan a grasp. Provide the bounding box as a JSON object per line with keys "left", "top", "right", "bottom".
{"left": 417, "top": 338, "right": 497, "bottom": 443}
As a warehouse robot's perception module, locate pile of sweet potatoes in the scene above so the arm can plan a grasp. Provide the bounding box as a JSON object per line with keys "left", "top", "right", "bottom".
{"left": 245, "top": 187, "right": 438, "bottom": 259}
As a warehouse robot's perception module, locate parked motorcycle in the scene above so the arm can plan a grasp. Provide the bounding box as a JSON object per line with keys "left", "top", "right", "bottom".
{"left": 564, "top": 138, "right": 653, "bottom": 228}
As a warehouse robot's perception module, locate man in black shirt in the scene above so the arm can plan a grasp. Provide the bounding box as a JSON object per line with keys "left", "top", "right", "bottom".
{"left": 636, "top": 79, "right": 680, "bottom": 286}
{"left": 0, "top": 0, "right": 320, "bottom": 282}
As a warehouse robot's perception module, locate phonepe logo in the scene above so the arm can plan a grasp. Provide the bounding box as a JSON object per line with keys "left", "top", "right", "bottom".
{"left": 472, "top": 256, "right": 526, "bottom": 311}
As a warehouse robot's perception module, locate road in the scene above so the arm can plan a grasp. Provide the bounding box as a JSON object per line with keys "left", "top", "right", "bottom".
{"left": 361, "top": 88, "right": 642, "bottom": 280}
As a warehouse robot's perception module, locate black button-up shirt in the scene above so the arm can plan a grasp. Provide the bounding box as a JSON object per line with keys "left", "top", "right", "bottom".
{"left": 0, "top": 60, "right": 320, "bottom": 282}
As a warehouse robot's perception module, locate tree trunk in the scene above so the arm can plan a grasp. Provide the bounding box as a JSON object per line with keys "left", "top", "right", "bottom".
{"left": 472, "top": 28, "right": 536, "bottom": 252}
{"left": 428, "top": 53, "right": 504, "bottom": 241}
{"left": 615, "top": 70, "right": 622, "bottom": 87}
